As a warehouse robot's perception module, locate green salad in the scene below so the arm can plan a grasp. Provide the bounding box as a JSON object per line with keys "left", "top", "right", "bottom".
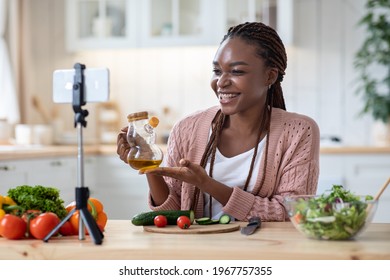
{"left": 288, "top": 185, "right": 374, "bottom": 240}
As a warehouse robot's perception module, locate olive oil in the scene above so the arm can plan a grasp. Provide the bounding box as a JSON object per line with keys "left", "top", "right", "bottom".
{"left": 128, "top": 159, "right": 162, "bottom": 170}
{"left": 126, "top": 111, "right": 163, "bottom": 171}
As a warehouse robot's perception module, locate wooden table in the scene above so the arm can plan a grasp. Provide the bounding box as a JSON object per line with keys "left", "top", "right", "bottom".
{"left": 0, "top": 221, "right": 389, "bottom": 260}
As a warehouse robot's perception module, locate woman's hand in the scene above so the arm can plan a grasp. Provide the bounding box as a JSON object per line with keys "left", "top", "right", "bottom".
{"left": 116, "top": 126, "right": 130, "bottom": 163}
{"left": 117, "top": 126, "right": 155, "bottom": 164}
{"left": 141, "top": 159, "right": 211, "bottom": 189}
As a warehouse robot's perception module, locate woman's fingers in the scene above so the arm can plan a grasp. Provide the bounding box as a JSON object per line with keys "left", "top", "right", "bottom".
{"left": 141, "top": 159, "right": 207, "bottom": 187}
{"left": 116, "top": 130, "right": 130, "bottom": 163}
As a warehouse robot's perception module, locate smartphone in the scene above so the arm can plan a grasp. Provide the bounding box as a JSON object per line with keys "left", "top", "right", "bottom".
{"left": 52, "top": 68, "right": 110, "bottom": 103}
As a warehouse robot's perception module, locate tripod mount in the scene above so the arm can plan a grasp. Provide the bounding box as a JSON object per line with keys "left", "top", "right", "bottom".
{"left": 44, "top": 63, "right": 104, "bottom": 245}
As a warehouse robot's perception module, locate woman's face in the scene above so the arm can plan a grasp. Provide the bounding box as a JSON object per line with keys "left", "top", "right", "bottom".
{"left": 210, "top": 37, "right": 277, "bottom": 116}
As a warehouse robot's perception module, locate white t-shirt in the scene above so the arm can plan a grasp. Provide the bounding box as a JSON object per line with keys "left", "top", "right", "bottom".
{"left": 204, "top": 138, "right": 265, "bottom": 219}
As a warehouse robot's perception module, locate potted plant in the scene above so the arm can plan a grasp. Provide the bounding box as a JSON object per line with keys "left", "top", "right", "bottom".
{"left": 354, "top": 0, "right": 390, "bottom": 145}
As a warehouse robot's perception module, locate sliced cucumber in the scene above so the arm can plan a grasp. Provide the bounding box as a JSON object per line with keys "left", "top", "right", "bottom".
{"left": 219, "top": 214, "right": 231, "bottom": 224}
{"left": 195, "top": 217, "right": 212, "bottom": 224}
{"left": 195, "top": 215, "right": 231, "bottom": 225}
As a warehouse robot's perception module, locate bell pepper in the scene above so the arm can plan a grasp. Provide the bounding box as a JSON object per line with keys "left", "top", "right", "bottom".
{"left": 0, "top": 195, "right": 20, "bottom": 215}
{"left": 66, "top": 197, "right": 108, "bottom": 234}
{"left": 0, "top": 209, "right": 5, "bottom": 220}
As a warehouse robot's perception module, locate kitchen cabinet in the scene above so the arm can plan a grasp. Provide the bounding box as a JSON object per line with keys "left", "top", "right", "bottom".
{"left": 0, "top": 156, "right": 97, "bottom": 206}
{"left": 139, "top": 0, "right": 216, "bottom": 47}
{"left": 65, "top": 0, "right": 138, "bottom": 51}
{"left": 0, "top": 161, "right": 28, "bottom": 191}
{"left": 217, "top": 0, "right": 293, "bottom": 45}
{"left": 319, "top": 153, "right": 390, "bottom": 223}
{"left": 221, "top": 0, "right": 277, "bottom": 32}
{"left": 95, "top": 155, "right": 149, "bottom": 219}
{"left": 0, "top": 151, "right": 150, "bottom": 220}
{"left": 65, "top": 0, "right": 291, "bottom": 50}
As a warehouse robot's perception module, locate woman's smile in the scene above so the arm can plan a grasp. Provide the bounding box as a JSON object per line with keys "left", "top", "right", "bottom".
{"left": 218, "top": 92, "right": 240, "bottom": 104}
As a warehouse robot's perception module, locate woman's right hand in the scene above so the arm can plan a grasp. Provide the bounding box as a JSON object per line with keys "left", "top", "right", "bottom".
{"left": 116, "top": 126, "right": 130, "bottom": 164}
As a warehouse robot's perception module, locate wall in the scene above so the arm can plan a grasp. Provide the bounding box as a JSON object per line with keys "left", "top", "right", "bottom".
{"left": 18, "top": 0, "right": 376, "bottom": 146}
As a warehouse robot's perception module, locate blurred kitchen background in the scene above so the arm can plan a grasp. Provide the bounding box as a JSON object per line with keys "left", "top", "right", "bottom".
{"left": 1, "top": 0, "right": 389, "bottom": 221}
{"left": 1, "top": 0, "right": 386, "bottom": 145}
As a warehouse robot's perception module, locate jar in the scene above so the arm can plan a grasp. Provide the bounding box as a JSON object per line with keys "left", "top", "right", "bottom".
{"left": 126, "top": 111, "right": 163, "bottom": 171}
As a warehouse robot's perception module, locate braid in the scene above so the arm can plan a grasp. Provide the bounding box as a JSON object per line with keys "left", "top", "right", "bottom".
{"left": 191, "top": 111, "right": 225, "bottom": 211}
{"left": 191, "top": 22, "right": 288, "bottom": 217}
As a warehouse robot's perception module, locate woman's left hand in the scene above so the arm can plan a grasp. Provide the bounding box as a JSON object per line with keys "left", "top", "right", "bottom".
{"left": 141, "top": 159, "right": 210, "bottom": 188}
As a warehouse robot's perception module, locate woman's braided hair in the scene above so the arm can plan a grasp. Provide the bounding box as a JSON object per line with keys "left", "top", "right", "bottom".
{"left": 191, "top": 22, "right": 288, "bottom": 215}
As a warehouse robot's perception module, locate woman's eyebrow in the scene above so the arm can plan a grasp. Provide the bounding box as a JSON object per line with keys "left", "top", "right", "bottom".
{"left": 212, "top": 61, "right": 249, "bottom": 66}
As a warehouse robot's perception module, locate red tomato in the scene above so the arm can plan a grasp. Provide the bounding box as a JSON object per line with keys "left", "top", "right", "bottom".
{"left": 154, "top": 215, "right": 168, "bottom": 227}
{"left": 29, "top": 212, "right": 61, "bottom": 240}
{"left": 177, "top": 215, "right": 191, "bottom": 229}
{"left": 0, "top": 214, "right": 27, "bottom": 240}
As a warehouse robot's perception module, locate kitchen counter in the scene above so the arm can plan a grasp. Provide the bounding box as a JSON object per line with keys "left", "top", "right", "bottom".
{"left": 0, "top": 220, "right": 389, "bottom": 260}
{"left": 1, "top": 144, "right": 390, "bottom": 161}
{"left": 0, "top": 144, "right": 118, "bottom": 161}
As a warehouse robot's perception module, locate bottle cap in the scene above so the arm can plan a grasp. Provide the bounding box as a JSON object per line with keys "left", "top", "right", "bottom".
{"left": 148, "top": 116, "right": 159, "bottom": 128}
{"left": 127, "top": 111, "right": 148, "bottom": 122}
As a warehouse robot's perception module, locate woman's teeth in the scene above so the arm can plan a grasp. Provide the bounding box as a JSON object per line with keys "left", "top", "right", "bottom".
{"left": 219, "top": 93, "right": 238, "bottom": 100}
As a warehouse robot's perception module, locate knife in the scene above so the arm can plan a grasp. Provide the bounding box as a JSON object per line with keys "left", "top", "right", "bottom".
{"left": 240, "top": 216, "right": 261, "bottom": 235}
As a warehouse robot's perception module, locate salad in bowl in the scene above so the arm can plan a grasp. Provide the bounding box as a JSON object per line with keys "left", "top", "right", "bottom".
{"left": 284, "top": 185, "right": 377, "bottom": 240}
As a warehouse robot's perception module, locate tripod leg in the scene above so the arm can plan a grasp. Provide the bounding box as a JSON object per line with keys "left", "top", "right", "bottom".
{"left": 43, "top": 208, "right": 76, "bottom": 242}
{"left": 79, "top": 208, "right": 104, "bottom": 245}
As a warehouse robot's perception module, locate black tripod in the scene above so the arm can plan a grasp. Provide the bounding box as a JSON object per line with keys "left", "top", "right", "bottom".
{"left": 44, "top": 63, "right": 104, "bottom": 245}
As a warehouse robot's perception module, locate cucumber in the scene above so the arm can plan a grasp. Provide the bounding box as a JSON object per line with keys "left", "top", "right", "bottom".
{"left": 219, "top": 214, "right": 231, "bottom": 224}
{"left": 131, "top": 210, "right": 195, "bottom": 226}
{"left": 195, "top": 215, "right": 231, "bottom": 225}
{"left": 195, "top": 217, "right": 219, "bottom": 225}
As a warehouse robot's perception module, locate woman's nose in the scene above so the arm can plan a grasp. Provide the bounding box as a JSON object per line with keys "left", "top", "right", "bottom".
{"left": 216, "top": 73, "right": 231, "bottom": 88}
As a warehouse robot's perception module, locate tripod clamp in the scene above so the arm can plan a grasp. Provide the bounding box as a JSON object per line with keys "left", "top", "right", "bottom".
{"left": 72, "top": 63, "right": 89, "bottom": 128}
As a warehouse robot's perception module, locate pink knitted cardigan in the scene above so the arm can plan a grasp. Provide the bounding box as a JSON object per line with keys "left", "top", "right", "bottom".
{"left": 149, "top": 105, "right": 320, "bottom": 221}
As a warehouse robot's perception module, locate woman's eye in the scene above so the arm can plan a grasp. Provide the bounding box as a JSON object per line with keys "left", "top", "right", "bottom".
{"left": 232, "top": 69, "right": 244, "bottom": 75}
{"left": 212, "top": 68, "right": 222, "bottom": 75}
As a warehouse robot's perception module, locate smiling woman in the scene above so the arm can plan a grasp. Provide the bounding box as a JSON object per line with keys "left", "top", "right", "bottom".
{"left": 116, "top": 22, "right": 320, "bottom": 223}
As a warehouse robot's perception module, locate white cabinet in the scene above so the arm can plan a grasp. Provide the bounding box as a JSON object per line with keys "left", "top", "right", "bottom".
{"left": 0, "top": 162, "right": 28, "bottom": 193}
{"left": 95, "top": 155, "right": 149, "bottom": 220}
{"left": 319, "top": 153, "right": 390, "bottom": 223}
{"left": 66, "top": 0, "right": 138, "bottom": 51}
{"left": 0, "top": 156, "right": 97, "bottom": 206}
{"left": 0, "top": 154, "right": 149, "bottom": 220}
{"left": 139, "top": 0, "right": 216, "bottom": 47}
{"left": 65, "top": 0, "right": 291, "bottom": 50}
{"left": 220, "top": 0, "right": 277, "bottom": 32}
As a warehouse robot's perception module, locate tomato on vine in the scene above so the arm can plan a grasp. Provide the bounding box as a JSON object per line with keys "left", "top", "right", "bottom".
{"left": 0, "top": 214, "right": 27, "bottom": 240}
{"left": 29, "top": 212, "right": 61, "bottom": 240}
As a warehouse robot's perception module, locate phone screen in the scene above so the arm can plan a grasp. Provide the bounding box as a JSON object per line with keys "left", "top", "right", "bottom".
{"left": 52, "top": 68, "right": 110, "bottom": 103}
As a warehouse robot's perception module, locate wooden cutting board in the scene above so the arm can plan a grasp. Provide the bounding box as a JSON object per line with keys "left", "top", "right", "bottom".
{"left": 143, "top": 223, "right": 240, "bottom": 234}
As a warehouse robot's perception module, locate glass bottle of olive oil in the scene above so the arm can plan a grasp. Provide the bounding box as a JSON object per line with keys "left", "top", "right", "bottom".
{"left": 126, "top": 111, "right": 163, "bottom": 171}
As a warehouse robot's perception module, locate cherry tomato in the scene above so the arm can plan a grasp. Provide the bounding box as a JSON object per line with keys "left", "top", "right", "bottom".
{"left": 177, "top": 215, "right": 191, "bottom": 229}
{"left": 154, "top": 215, "right": 168, "bottom": 227}
{"left": 0, "top": 214, "right": 27, "bottom": 239}
{"left": 29, "top": 212, "right": 61, "bottom": 240}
